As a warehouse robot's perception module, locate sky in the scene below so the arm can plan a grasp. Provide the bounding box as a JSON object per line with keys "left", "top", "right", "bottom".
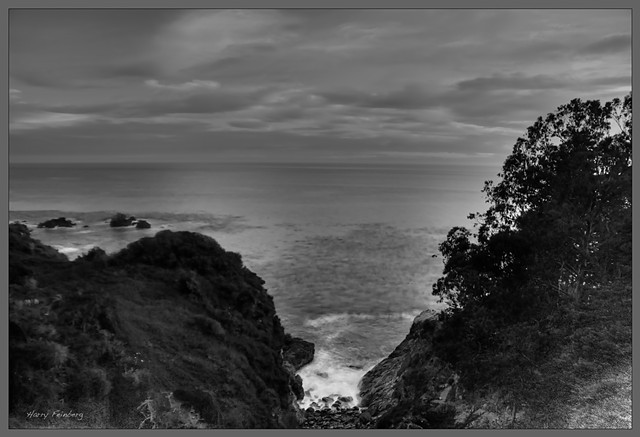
{"left": 9, "top": 9, "right": 631, "bottom": 165}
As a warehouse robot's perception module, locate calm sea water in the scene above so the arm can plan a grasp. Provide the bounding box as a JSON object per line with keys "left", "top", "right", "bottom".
{"left": 9, "top": 161, "right": 497, "bottom": 407}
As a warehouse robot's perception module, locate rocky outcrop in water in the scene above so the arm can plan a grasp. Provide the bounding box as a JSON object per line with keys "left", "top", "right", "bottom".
{"left": 37, "top": 217, "right": 76, "bottom": 228}
{"left": 283, "top": 335, "right": 315, "bottom": 371}
{"left": 109, "top": 213, "right": 137, "bottom": 227}
{"left": 135, "top": 220, "right": 151, "bottom": 229}
{"left": 9, "top": 224, "right": 311, "bottom": 429}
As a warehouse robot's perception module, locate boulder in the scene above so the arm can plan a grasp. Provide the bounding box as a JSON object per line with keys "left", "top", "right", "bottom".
{"left": 109, "top": 213, "right": 136, "bottom": 227}
{"left": 135, "top": 220, "right": 151, "bottom": 229}
{"left": 321, "top": 397, "right": 335, "bottom": 405}
{"left": 283, "top": 334, "right": 315, "bottom": 371}
{"left": 37, "top": 217, "right": 76, "bottom": 228}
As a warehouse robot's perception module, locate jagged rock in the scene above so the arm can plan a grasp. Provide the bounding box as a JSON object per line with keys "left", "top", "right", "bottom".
{"left": 321, "top": 396, "right": 335, "bottom": 406}
{"left": 290, "top": 373, "right": 304, "bottom": 401}
{"left": 283, "top": 335, "right": 315, "bottom": 371}
{"left": 109, "top": 213, "right": 136, "bottom": 227}
{"left": 135, "top": 220, "right": 151, "bottom": 229}
{"left": 359, "top": 410, "right": 372, "bottom": 425}
{"left": 358, "top": 309, "right": 462, "bottom": 428}
{"left": 338, "top": 396, "right": 353, "bottom": 403}
{"left": 37, "top": 217, "right": 76, "bottom": 228}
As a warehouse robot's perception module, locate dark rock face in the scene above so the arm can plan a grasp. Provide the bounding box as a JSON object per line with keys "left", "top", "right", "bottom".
{"left": 9, "top": 226, "right": 308, "bottom": 429}
{"left": 281, "top": 335, "right": 315, "bottom": 405}
{"left": 135, "top": 220, "right": 151, "bottom": 229}
{"left": 109, "top": 213, "right": 136, "bottom": 227}
{"left": 283, "top": 335, "right": 315, "bottom": 371}
{"left": 358, "top": 309, "right": 468, "bottom": 429}
{"left": 37, "top": 217, "right": 76, "bottom": 228}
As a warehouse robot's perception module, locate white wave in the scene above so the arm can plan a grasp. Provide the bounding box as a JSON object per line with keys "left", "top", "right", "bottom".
{"left": 304, "top": 311, "right": 420, "bottom": 329}
{"left": 52, "top": 245, "right": 81, "bottom": 255}
{"left": 297, "top": 348, "right": 373, "bottom": 410}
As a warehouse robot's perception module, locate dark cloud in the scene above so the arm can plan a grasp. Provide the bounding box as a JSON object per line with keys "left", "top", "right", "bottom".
{"left": 456, "top": 73, "right": 569, "bottom": 92}
{"left": 97, "top": 60, "right": 160, "bottom": 79}
{"left": 131, "top": 90, "right": 264, "bottom": 116}
{"left": 320, "top": 84, "right": 436, "bottom": 110}
{"left": 228, "top": 120, "right": 267, "bottom": 129}
{"left": 29, "top": 88, "right": 267, "bottom": 119}
{"left": 9, "top": 9, "right": 179, "bottom": 89}
{"left": 442, "top": 88, "right": 559, "bottom": 124}
{"left": 586, "top": 75, "right": 631, "bottom": 87}
{"left": 9, "top": 9, "right": 631, "bottom": 164}
{"left": 580, "top": 34, "right": 631, "bottom": 55}
{"left": 10, "top": 69, "right": 88, "bottom": 89}
{"left": 43, "top": 102, "right": 121, "bottom": 115}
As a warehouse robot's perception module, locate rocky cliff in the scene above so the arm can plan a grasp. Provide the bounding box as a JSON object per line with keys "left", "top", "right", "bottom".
{"left": 358, "top": 309, "right": 512, "bottom": 429}
{"left": 9, "top": 223, "right": 312, "bottom": 429}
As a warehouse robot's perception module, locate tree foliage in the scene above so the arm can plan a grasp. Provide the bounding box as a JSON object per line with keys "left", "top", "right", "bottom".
{"left": 435, "top": 94, "right": 631, "bottom": 310}
{"left": 431, "top": 94, "right": 632, "bottom": 406}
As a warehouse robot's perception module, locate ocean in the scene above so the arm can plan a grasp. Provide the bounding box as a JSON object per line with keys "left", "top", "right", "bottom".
{"left": 9, "top": 161, "right": 498, "bottom": 408}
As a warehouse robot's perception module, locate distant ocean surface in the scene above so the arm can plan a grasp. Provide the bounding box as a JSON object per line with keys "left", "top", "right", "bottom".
{"left": 9, "top": 161, "right": 497, "bottom": 407}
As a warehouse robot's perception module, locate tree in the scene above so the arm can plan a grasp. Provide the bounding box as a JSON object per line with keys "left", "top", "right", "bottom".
{"left": 435, "top": 94, "right": 632, "bottom": 309}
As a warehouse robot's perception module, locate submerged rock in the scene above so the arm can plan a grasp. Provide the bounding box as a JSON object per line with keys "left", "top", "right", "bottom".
{"left": 37, "top": 217, "right": 76, "bottom": 228}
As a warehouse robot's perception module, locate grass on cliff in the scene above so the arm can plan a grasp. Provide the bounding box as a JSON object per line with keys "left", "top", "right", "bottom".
{"left": 433, "top": 280, "right": 632, "bottom": 429}
{"left": 520, "top": 281, "right": 632, "bottom": 428}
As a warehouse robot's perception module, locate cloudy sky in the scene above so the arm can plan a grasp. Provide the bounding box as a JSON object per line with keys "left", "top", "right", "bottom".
{"left": 9, "top": 9, "right": 631, "bottom": 164}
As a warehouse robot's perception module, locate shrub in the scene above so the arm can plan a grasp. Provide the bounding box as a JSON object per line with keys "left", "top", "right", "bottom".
{"left": 66, "top": 367, "right": 112, "bottom": 401}
{"left": 191, "top": 315, "right": 226, "bottom": 338}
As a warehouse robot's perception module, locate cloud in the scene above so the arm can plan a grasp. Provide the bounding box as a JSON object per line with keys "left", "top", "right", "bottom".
{"left": 144, "top": 78, "right": 221, "bottom": 92}
{"left": 580, "top": 34, "right": 631, "bottom": 55}
{"left": 131, "top": 88, "right": 265, "bottom": 116}
{"left": 10, "top": 111, "right": 95, "bottom": 131}
{"left": 320, "top": 84, "right": 436, "bottom": 110}
{"left": 10, "top": 88, "right": 22, "bottom": 101}
{"left": 97, "top": 60, "right": 159, "bottom": 79}
{"left": 227, "top": 120, "right": 267, "bottom": 129}
{"left": 455, "top": 73, "right": 570, "bottom": 92}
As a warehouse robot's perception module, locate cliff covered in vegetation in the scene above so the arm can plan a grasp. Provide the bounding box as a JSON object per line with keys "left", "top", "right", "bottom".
{"left": 9, "top": 225, "right": 312, "bottom": 428}
{"left": 359, "top": 94, "right": 632, "bottom": 428}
